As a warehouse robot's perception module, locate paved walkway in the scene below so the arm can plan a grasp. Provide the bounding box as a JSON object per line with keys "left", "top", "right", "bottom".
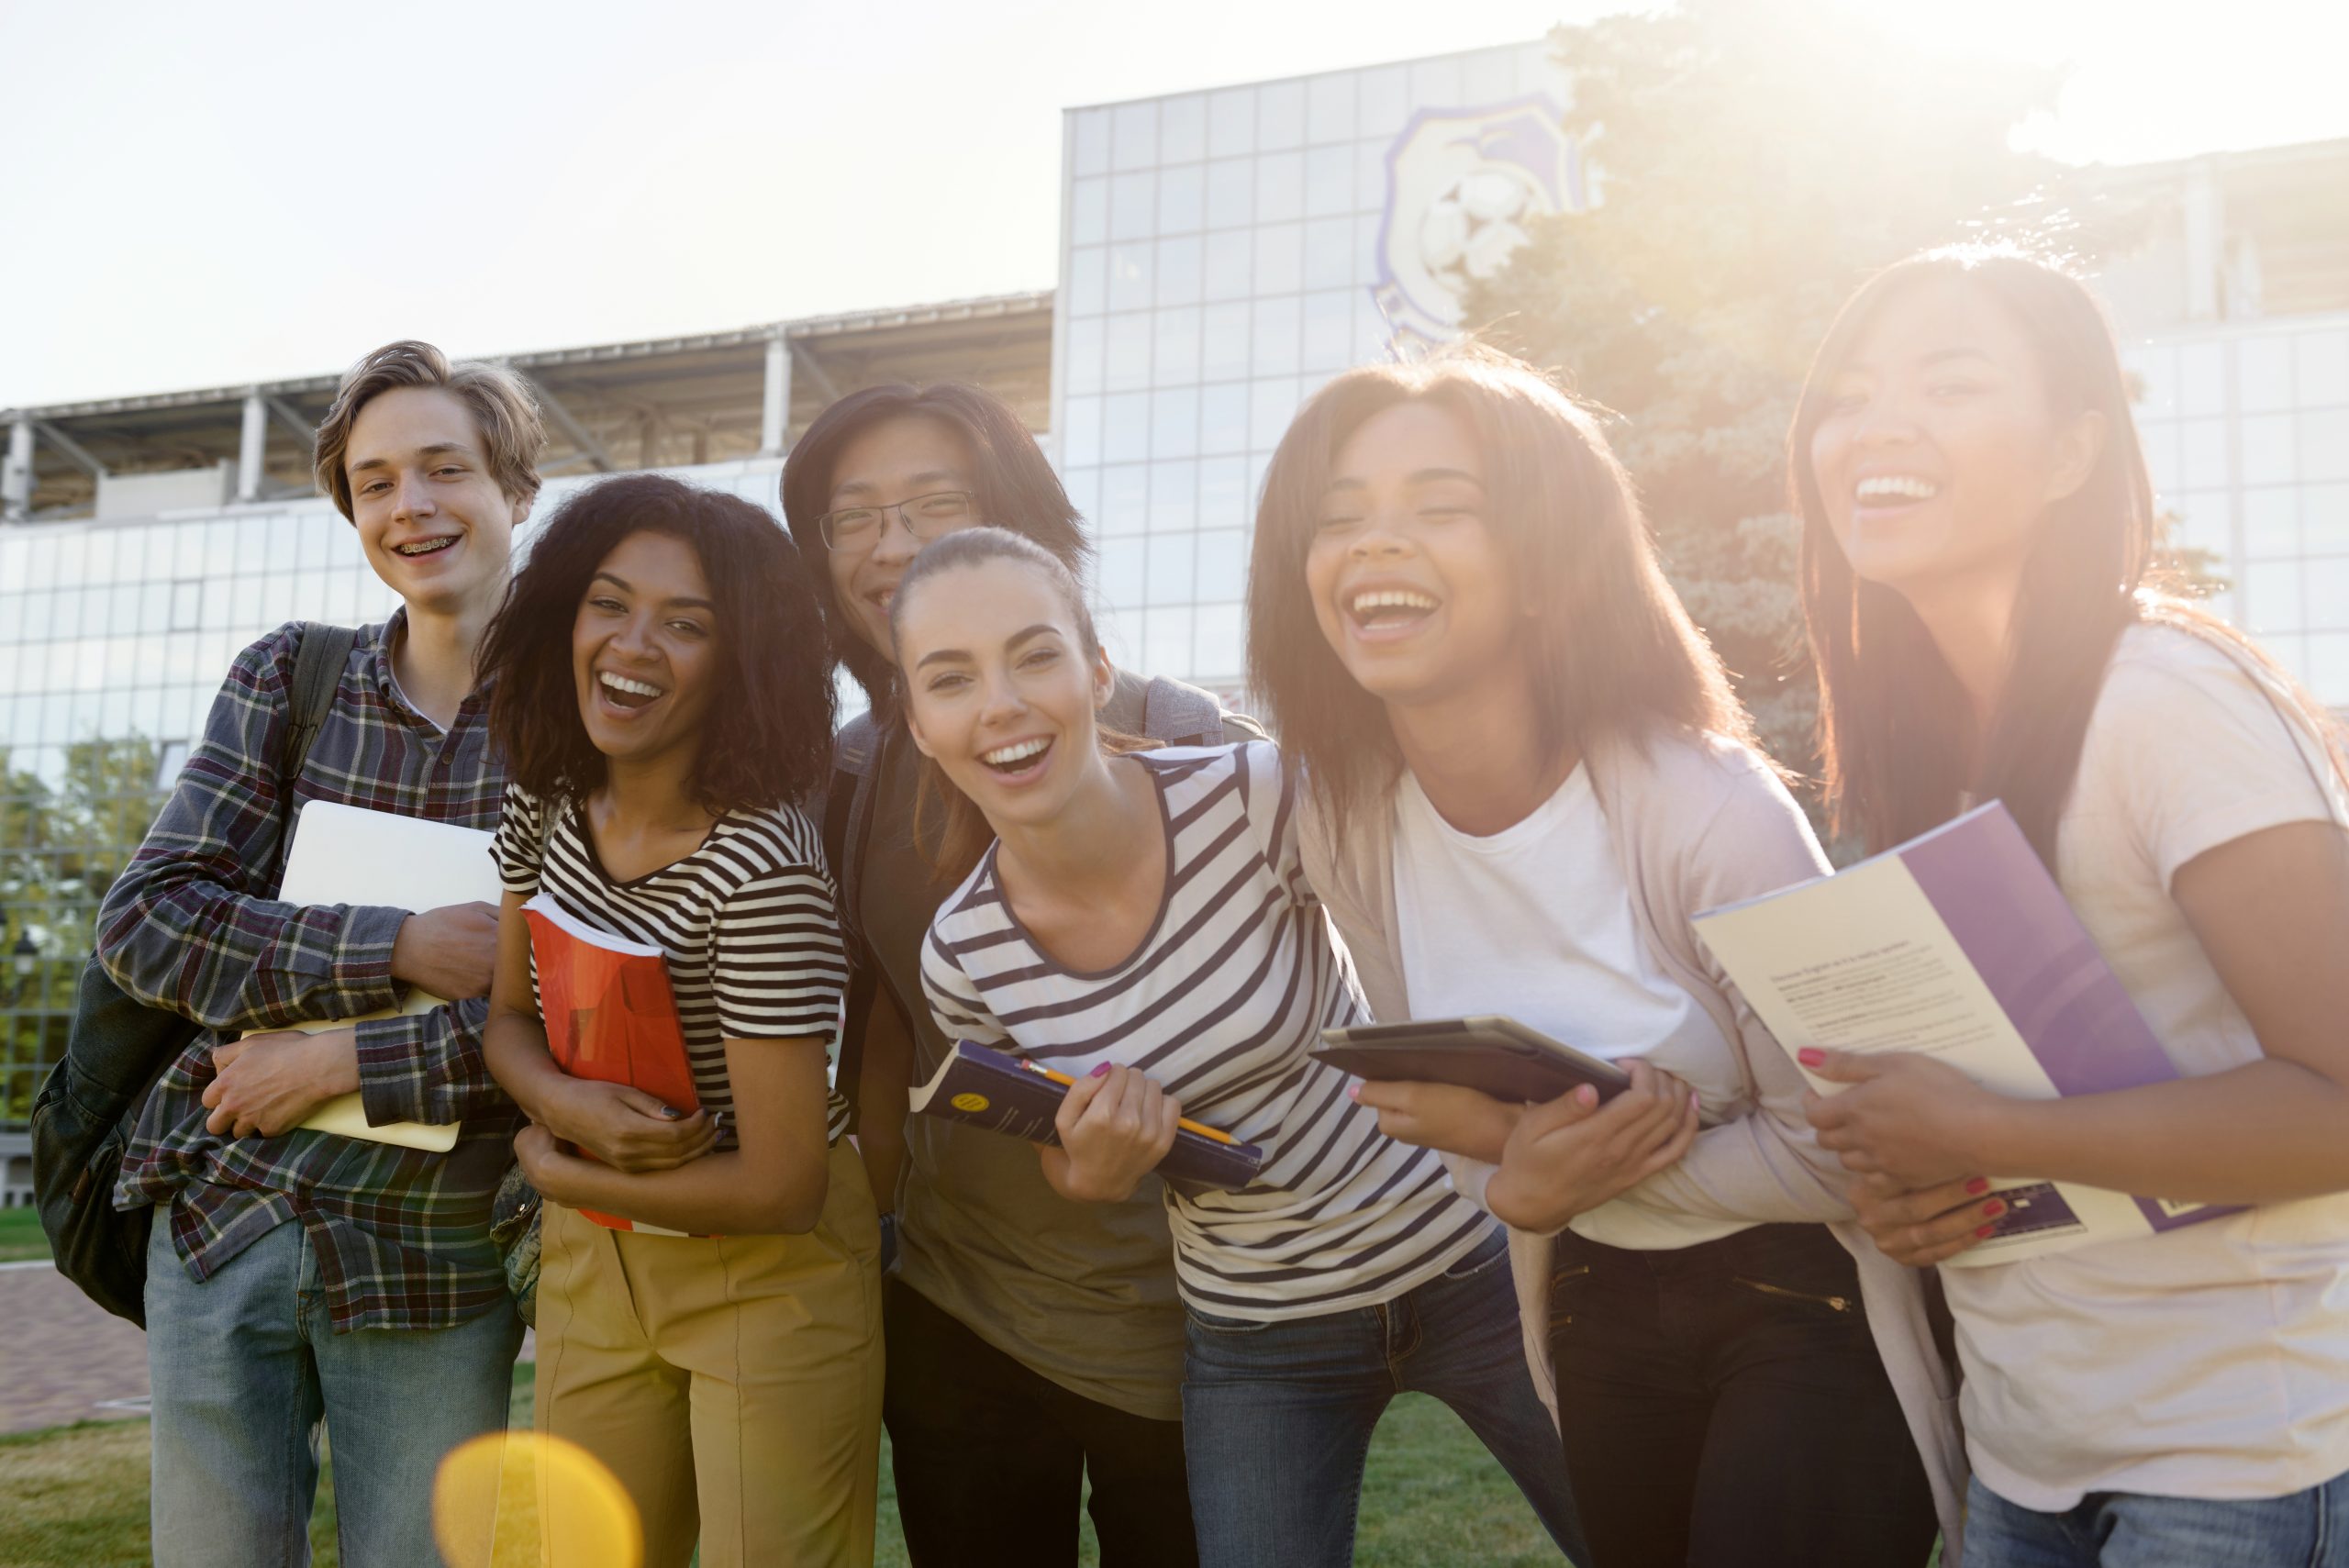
{"left": 0, "top": 1261, "right": 532, "bottom": 1437}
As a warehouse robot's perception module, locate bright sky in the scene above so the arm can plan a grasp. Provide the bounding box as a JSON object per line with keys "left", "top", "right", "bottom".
{"left": 5, "top": 0, "right": 2342, "bottom": 409}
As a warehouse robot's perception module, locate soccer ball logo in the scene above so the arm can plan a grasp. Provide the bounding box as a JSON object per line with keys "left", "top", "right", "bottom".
{"left": 1374, "top": 97, "right": 1585, "bottom": 350}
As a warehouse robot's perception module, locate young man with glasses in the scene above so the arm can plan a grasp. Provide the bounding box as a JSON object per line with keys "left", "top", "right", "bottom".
{"left": 783, "top": 384, "right": 1257, "bottom": 1568}
{"left": 101, "top": 342, "right": 561, "bottom": 1567}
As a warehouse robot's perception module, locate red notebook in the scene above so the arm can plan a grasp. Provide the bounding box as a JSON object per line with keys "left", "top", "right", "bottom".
{"left": 521, "top": 892, "right": 699, "bottom": 1234}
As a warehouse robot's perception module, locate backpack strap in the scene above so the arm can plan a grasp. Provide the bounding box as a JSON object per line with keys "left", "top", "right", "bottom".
{"left": 1139, "top": 674, "right": 1226, "bottom": 749}
{"left": 284, "top": 622, "right": 357, "bottom": 787}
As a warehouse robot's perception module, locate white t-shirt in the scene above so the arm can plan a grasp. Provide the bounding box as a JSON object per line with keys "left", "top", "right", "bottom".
{"left": 1391, "top": 763, "right": 1752, "bottom": 1249}
{"left": 1952, "top": 623, "right": 2349, "bottom": 1510}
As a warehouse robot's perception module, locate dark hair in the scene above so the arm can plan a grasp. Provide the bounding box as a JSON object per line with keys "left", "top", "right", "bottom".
{"left": 781, "top": 383, "right": 1089, "bottom": 717}
{"left": 478, "top": 473, "right": 835, "bottom": 814}
{"left": 887, "top": 528, "right": 1125, "bottom": 882}
{"left": 1795, "top": 245, "right": 2344, "bottom": 864}
{"left": 314, "top": 339, "right": 544, "bottom": 522}
{"left": 1248, "top": 342, "right": 1755, "bottom": 835}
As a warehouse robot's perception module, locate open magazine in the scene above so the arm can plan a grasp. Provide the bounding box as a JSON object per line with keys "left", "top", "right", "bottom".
{"left": 276, "top": 800, "right": 491, "bottom": 1153}
{"left": 1692, "top": 801, "right": 2232, "bottom": 1267}
{"left": 911, "top": 1039, "right": 1264, "bottom": 1193}
{"left": 521, "top": 892, "right": 699, "bottom": 1235}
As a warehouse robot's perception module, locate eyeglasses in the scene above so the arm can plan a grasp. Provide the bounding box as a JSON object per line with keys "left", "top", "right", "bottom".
{"left": 818, "top": 490, "right": 980, "bottom": 552}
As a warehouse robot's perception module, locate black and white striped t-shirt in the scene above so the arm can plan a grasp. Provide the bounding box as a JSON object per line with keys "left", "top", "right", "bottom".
{"left": 921, "top": 741, "right": 1491, "bottom": 1320}
{"left": 494, "top": 784, "right": 851, "bottom": 1144}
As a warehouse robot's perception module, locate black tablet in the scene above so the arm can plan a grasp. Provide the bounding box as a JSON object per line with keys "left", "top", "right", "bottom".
{"left": 1312, "top": 1016, "right": 1633, "bottom": 1106}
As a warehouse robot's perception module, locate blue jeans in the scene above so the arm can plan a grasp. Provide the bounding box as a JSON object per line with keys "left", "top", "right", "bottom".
{"left": 1180, "top": 1229, "right": 1586, "bottom": 1567}
{"left": 145, "top": 1214, "right": 523, "bottom": 1568}
{"left": 1966, "top": 1473, "right": 2349, "bottom": 1568}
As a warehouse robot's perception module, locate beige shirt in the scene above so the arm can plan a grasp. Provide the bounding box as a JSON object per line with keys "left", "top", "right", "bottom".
{"left": 1950, "top": 623, "right": 2349, "bottom": 1510}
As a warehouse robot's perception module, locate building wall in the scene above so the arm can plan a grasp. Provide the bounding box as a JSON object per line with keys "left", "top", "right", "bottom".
{"left": 1052, "top": 42, "right": 1575, "bottom": 684}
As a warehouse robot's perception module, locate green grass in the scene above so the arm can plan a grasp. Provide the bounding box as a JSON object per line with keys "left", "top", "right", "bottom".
{"left": 0, "top": 1206, "right": 51, "bottom": 1263}
{"left": 0, "top": 1373, "right": 1558, "bottom": 1567}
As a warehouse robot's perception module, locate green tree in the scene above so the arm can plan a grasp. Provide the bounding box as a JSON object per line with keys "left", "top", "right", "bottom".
{"left": 1465, "top": 0, "right": 2154, "bottom": 791}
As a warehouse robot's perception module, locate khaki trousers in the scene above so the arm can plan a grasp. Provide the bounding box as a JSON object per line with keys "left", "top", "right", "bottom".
{"left": 534, "top": 1142, "right": 885, "bottom": 1568}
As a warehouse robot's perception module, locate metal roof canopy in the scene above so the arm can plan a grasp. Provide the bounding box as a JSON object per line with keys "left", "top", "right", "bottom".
{"left": 4, "top": 289, "right": 1054, "bottom": 518}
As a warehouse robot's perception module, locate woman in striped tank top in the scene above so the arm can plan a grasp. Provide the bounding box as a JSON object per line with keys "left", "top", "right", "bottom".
{"left": 478, "top": 474, "right": 884, "bottom": 1568}
{"left": 890, "top": 527, "right": 1584, "bottom": 1568}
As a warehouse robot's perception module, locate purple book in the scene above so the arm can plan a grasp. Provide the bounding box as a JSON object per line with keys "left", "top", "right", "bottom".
{"left": 1694, "top": 802, "right": 2231, "bottom": 1265}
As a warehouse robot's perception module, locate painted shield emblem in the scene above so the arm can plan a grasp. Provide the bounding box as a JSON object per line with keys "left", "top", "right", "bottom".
{"left": 1373, "top": 96, "right": 1586, "bottom": 350}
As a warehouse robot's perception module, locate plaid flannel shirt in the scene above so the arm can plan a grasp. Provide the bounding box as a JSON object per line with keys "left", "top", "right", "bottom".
{"left": 107, "top": 613, "right": 519, "bottom": 1332}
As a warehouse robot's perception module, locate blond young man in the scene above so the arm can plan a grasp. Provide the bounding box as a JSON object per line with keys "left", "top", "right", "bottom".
{"left": 102, "top": 342, "right": 554, "bottom": 1567}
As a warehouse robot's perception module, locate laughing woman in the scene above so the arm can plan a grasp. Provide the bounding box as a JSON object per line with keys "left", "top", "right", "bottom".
{"left": 890, "top": 527, "right": 1585, "bottom": 1568}
{"left": 1792, "top": 248, "right": 2349, "bottom": 1566}
{"left": 477, "top": 474, "right": 884, "bottom": 1568}
{"left": 1246, "top": 346, "right": 1960, "bottom": 1568}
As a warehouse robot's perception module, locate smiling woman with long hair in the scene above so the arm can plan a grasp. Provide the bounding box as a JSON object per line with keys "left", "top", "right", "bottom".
{"left": 1791, "top": 247, "right": 2349, "bottom": 1566}
{"left": 474, "top": 473, "right": 883, "bottom": 1568}
{"left": 1247, "top": 345, "right": 1960, "bottom": 1567}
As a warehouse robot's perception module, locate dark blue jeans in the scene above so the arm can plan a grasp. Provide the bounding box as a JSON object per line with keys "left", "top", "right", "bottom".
{"left": 1550, "top": 1221, "right": 1936, "bottom": 1568}
{"left": 1180, "top": 1229, "right": 1586, "bottom": 1568}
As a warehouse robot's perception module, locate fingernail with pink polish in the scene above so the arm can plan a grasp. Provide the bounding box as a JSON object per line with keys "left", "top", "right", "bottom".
{"left": 1797, "top": 1048, "right": 1826, "bottom": 1068}
{"left": 1089, "top": 1063, "right": 1112, "bottom": 1078}
{"left": 1965, "top": 1177, "right": 1990, "bottom": 1195}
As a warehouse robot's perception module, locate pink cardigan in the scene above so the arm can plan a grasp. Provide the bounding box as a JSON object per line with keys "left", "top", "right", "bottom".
{"left": 1297, "top": 726, "right": 1968, "bottom": 1561}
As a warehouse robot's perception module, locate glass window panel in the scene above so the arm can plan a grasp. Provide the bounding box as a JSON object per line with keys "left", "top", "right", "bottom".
{"left": 1105, "top": 316, "right": 1152, "bottom": 394}
{"left": 1073, "top": 107, "right": 1112, "bottom": 177}
{"left": 1206, "top": 159, "right": 1253, "bottom": 230}
{"left": 2173, "top": 490, "right": 2232, "bottom": 560}
{"left": 1353, "top": 212, "right": 1385, "bottom": 287}
{"left": 205, "top": 519, "right": 239, "bottom": 578}
{"left": 2245, "top": 562, "right": 2306, "bottom": 633}
{"left": 1112, "top": 101, "right": 1158, "bottom": 172}
{"left": 26, "top": 536, "right": 57, "bottom": 592}
{"left": 1305, "top": 145, "right": 1353, "bottom": 218}
{"left": 1302, "top": 217, "right": 1353, "bottom": 292}
{"left": 49, "top": 588, "right": 79, "bottom": 642}
{"left": 1302, "top": 290, "right": 1354, "bottom": 372}
{"left": 1067, "top": 245, "right": 1108, "bottom": 317}
{"left": 266, "top": 513, "right": 301, "bottom": 570}
{"left": 0, "top": 536, "right": 26, "bottom": 593}
{"left": 2238, "top": 336, "right": 2295, "bottom": 414}
{"left": 105, "top": 636, "right": 139, "bottom": 689}
{"left": 1157, "top": 164, "right": 1205, "bottom": 234}
{"left": 1462, "top": 47, "right": 1516, "bottom": 104}
{"left": 1071, "top": 176, "right": 1108, "bottom": 246}
{"left": 1308, "top": 73, "right": 1357, "bottom": 144}
{"left": 1152, "top": 393, "right": 1200, "bottom": 463}
{"left": 1208, "top": 87, "right": 1255, "bottom": 158}
{"left": 2242, "top": 416, "right": 2297, "bottom": 487}
{"left": 1253, "top": 222, "right": 1303, "bottom": 296}
{"left": 1146, "top": 535, "right": 1196, "bottom": 605}
{"left": 229, "top": 574, "right": 264, "bottom": 632}
{"left": 2297, "top": 329, "right": 2349, "bottom": 407}
{"left": 2140, "top": 421, "right": 2182, "bottom": 496}
{"left": 1409, "top": 57, "right": 1464, "bottom": 106}
{"left": 1156, "top": 235, "right": 1203, "bottom": 308}
{"left": 82, "top": 528, "right": 116, "bottom": 586}
{"left": 2241, "top": 488, "right": 2298, "bottom": 558}
{"left": 267, "top": 575, "right": 301, "bottom": 626}
{"left": 166, "top": 630, "right": 198, "bottom": 672}
{"left": 1062, "top": 466, "right": 1102, "bottom": 529}
{"left": 1201, "top": 384, "right": 1251, "bottom": 455}
{"left": 1197, "top": 458, "right": 1249, "bottom": 530}
{"left": 1103, "top": 394, "right": 1151, "bottom": 465}
{"left": 2306, "top": 484, "right": 2349, "bottom": 553}
{"left": 1258, "top": 81, "right": 1305, "bottom": 152}
{"left": 1154, "top": 307, "right": 1203, "bottom": 386}
{"left": 1204, "top": 231, "right": 1252, "bottom": 303}
{"left": 1255, "top": 150, "right": 1305, "bottom": 225}
{"left": 1194, "top": 603, "right": 1244, "bottom": 682}
{"left": 1251, "top": 298, "right": 1301, "bottom": 378}
{"left": 1196, "top": 531, "right": 1246, "bottom": 601}
{"left": 2303, "top": 561, "right": 2349, "bottom": 630}
{"left": 1251, "top": 379, "right": 1303, "bottom": 451}
{"left": 331, "top": 520, "right": 369, "bottom": 571}
{"left": 99, "top": 686, "right": 131, "bottom": 737}
{"left": 1359, "top": 64, "right": 1410, "bottom": 139}
{"left": 2178, "top": 341, "right": 2226, "bottom": 417}
{"left": 2180, "top": 419, "right": 2230, "bottom": 489}
{"left": 141, "top": 580, "right": 172, "bottom": 630}
{"left": 17, "top": 591, "right": 50, "bottom": 660}
{"left": 1097, "top": 534, "right": 1147, "bottom": 607}
{"left": 1100, "top": 464, "right": 1150, "bottom": 539}
{"left": 1062, "top": 395, "right": 1104, "bottom": 468}
{"left": 173, "top": 521, "right": 206, "bottom": 579}
{"left": 170, "top": 580, "right": 202, "bottom": 631}
{"left": 2126, "top": 344, "right": 2177, "bottom": 418}
{"left": 1356, "top": 139, "right": 1391, "bottom": 215}
{"left": 0, "top": 592, "right": 17, "bottom": 646}
{"left": 1109, "top": 172, "right": 1156, "bottom": 242}
{"left": 110, "top": 580, "right": 139, "bottom": 629}
{"left": 202, "top": 575, "right": 236, "bottom": 630}
{"left": 2301, "top": 410, "right": 2349, "bottom": 484}
{"left": 2308, "top": 634, "right": 2349, "bottom": 707}
{"left": 1148, "top": 458, "right": 1197, "bottom": 530}
{"left": 51, "top": 532, "right": 85, "bottom": 590}
{"left": 236, "top": 516, "right": 271, "bottom": 562}
{"left": 1107, "top": 242, "right": 1154, "bottom": 313}
{"left": 1143, "top": 606, "right": 1195, "bottom": 677}
{"left": 1161, "top": 93, "right": 1207, "bottom": 163}
{"left": 1065, "top": 317, "right": 1106, "bottom": 397}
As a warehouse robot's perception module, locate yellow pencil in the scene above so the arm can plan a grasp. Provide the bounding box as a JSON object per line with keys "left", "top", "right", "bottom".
{"left": 1018, "top": 1058, "right": 1244, "bottom": 1147}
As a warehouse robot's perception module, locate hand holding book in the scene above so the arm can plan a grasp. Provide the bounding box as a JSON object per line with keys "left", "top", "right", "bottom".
{"left": 1045, "top": 1062, "right": 1183, "bottom": 1204}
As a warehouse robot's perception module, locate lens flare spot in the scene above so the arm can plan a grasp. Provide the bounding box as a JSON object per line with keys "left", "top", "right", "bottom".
{"left": 433, "top": 1429, "right": 641, "bottom": 1568}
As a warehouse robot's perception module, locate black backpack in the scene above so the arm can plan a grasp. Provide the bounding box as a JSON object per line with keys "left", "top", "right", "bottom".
{"left": 30, "top": 623, "right": 356, "bottom": 1328}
